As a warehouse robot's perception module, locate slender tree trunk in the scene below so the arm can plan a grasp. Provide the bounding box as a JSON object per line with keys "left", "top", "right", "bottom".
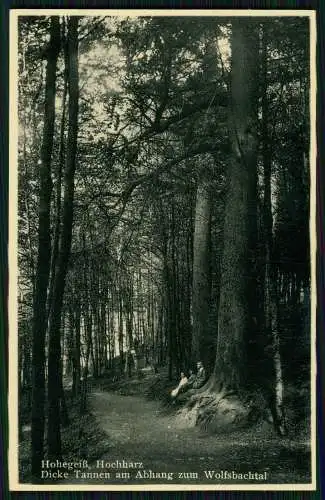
{"left": 71, "top": 293, "right": 81, "bottom": 397}
{"left": 164, "top": 257, "right": 173, "bottom": 380}
{"left": 184, "top": 205, "right": 193, "bottom": 366}
{"left": 23, "top": 333, "right": 31, "bottom": 393}
{"left": 31, "top": 17, "right": 60, "bottom": 479}
{"left": 80, "top": 317, "right": 91, "bottom": 414}
{"left": 170, "top": 199, "right": 181, "bottom": 374}
{"left": 75, "top": 295, "right": 81, "bottom": 394}
{"left": 47, "top": 20, "right": 68, "bottom": 321}
{"left": 92, "top": 269, "right": 100, "bottom": 377}
{"left": 47, "top": 17, "right": 79, "bottom": 459}
{"left": 175, "top": 235, "right": 184, "bottom": 370}
{"left": 59, "top": 361, "right": 69, "bottom": 427}
{"left": 22, "top": 117, "right": 36, "bottom": 292}
{"left": 261, "top": 23, "right": 286, "bottom": 435}
{"left": 118, "top": 279, "right": 124, "bottom": 372}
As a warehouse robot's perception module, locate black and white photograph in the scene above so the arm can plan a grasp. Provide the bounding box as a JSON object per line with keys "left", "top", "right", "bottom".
{"left": 8, "top": 9, "right": 316, "bottom": 491}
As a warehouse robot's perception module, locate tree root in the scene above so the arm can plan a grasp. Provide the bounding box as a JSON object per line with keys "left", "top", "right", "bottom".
{"left": 175, "top": 385, "right": 261, "bottom": 432}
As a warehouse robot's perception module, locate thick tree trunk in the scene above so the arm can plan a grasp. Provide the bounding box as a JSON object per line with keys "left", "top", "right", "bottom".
{"left": 213, "top": 19, "right": 258, "bottom": 393}
{"left": 47, "top": 17, "right": 79, "bottom": 459}
{"left": 31, "top": 16, "right": 60, "bottom": 479}
{"left": 179, "top": 20, "right": 259, "bottom": 431}
{"left": 191, "top": 177, "right": 211, "bottom": 370}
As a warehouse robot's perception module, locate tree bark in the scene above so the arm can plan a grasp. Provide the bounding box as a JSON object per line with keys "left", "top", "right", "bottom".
{"left": 71, "top": 292, "right": 81, "bottom": 397}
{"left": 213, "top": 19, "right": 259, "bottom": 393}
{"left": 31, "top": 16, "right": 60, "bottom": 479}
{"left": 261, "top": 23, "right": 286, "bottom": 435}
{"left": 47, "top": 20, "right": 68, "bottom": 321}
{"left": 59, "top": 360, "right": 69, "bottom": 427}
{"left": 192, "top": 177, "right": 212, "bottom": 370}
{"left": 47, "top": 16, "right": 79, "bottom": 459}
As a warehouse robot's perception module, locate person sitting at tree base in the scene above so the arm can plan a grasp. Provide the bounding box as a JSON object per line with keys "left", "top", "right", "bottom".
{"left": 171, "top": 372, "right": 188, "bottom": 398}
{"left": 193, "top": 361, "right": 206, "bottom": 389}
{"left": 185, "top": 369, "right": 196, "bottom": 389}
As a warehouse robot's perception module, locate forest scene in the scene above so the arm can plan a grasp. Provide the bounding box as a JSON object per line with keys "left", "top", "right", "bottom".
{"left": 16, "top": 14, "right": 313, "bottom": 486}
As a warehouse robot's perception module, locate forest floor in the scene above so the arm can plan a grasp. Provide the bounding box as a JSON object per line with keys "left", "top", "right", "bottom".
{"left": 57, "top": 370, "right": 312, "bottom": 487}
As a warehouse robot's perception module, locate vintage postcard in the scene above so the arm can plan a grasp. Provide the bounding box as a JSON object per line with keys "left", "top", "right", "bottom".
{"left": 8, "top": 9, "right": 317, "bottom": 491}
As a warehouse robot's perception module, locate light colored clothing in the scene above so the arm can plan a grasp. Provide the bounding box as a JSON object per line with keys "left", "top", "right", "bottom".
{"left": 171, "top": 376, "right": 188, "bottom": 398}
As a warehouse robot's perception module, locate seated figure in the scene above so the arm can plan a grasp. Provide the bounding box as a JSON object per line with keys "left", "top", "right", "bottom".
{"left": 171, "top": 372, "right": 188, "bottom": 398}
{"left": 193, "top": 361, "right": 206, "bottom": 389}
{"left": 186, "top": 369, "right": 196, "bottom": 388}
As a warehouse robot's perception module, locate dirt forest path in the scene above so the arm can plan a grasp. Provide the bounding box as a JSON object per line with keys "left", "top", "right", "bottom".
{"left": 62, "top": 385, "right": 311, "bottom": 486}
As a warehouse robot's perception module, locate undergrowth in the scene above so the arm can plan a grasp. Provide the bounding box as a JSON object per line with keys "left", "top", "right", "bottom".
{"left": 19, "top": 390, "right": 110, "bottom": 483}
